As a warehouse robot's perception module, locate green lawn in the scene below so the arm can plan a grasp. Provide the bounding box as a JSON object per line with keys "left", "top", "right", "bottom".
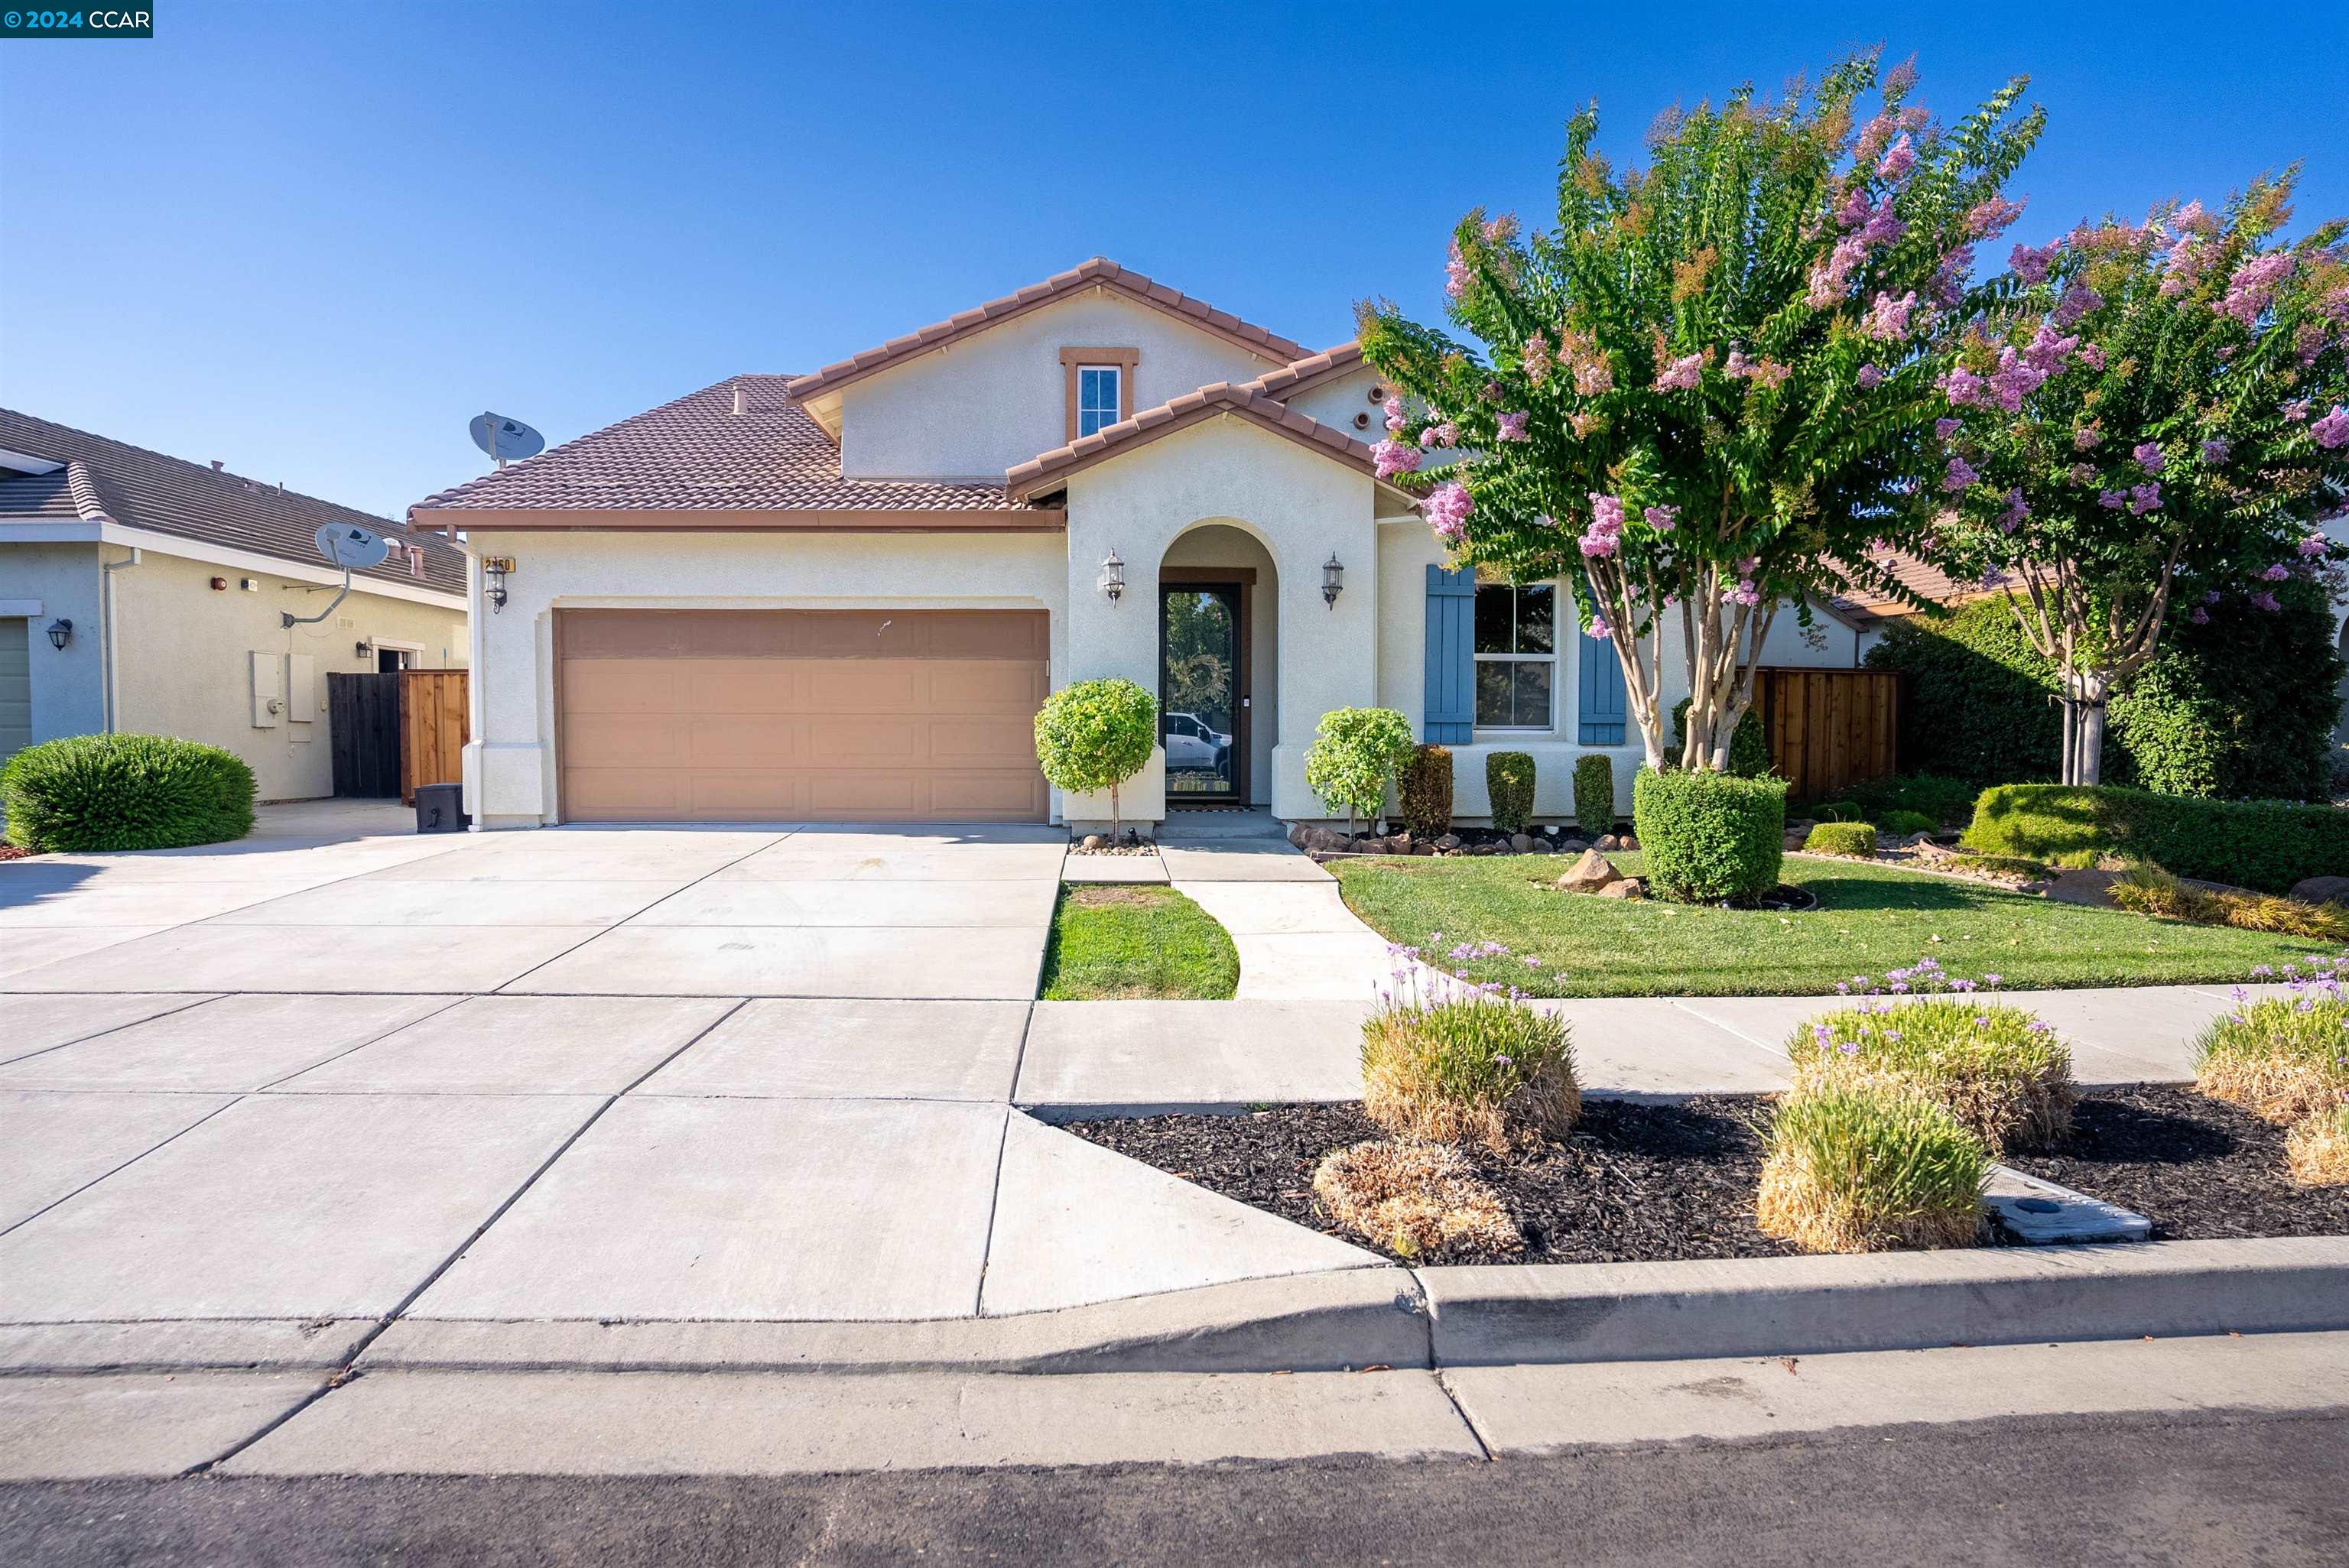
{"left": 1332, "top": 852, "right": 2336, "bottom": 998}
{"left": 1038, "top": 885, "right": 1240, "bottom": 1000}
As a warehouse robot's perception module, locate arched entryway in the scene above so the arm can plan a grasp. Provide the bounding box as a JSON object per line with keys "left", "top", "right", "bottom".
{"left": 1159, "top": 523, "right": 1279, "bottom": 807}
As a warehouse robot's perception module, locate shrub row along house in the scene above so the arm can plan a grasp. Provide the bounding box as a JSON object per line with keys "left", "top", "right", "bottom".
{"left": 410, "top": 260, "right": 1867, "bottom": 830}
{"left": 0, "top": 410, "right": 469, "bottom": 799}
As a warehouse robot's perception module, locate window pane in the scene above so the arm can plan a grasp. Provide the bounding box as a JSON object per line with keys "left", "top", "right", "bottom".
{"left": 1516, "top": 583, "right": 1555, "bottom": 654}
{"left": 1474, "top": 586, "right": 1514, "bottom": 654}
{"left": 1475, "top": 661, "right": 1514, "bottom": 726}
{"left": 1512, "top": 661, "right": 1552, "bottom": 728}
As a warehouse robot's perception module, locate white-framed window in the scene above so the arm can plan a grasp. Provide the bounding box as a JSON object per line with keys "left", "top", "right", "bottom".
{"left": 1076, "top": 365, "right": 1123, "bottom": 437}
{"left": 1474, "top": 581, "right": 1555, "bottom": 730}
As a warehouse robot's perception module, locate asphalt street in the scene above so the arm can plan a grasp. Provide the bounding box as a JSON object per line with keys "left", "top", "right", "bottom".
{"left": 5, "top": 1405, "right": 2342, "bottom": 1567}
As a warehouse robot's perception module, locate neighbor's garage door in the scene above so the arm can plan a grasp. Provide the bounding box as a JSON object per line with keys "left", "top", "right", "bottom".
{"left": 555, "top": 609, "right": 1048, "bottom": 823}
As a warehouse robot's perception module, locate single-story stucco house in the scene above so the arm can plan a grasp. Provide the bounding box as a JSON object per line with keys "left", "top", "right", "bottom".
{"left": 411, "top": 259, "right": 1873, "bottom": 830}
{"left": 0, "top": 410, "right": 469, "bottom": 798}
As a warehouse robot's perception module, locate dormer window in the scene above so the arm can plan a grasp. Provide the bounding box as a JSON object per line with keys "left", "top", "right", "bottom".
{"left": 1061, "top": 347, "right": 1139, "bottom": 442}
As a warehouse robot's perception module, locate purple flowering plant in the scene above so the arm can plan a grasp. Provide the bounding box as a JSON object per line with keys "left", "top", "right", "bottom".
{"left": 1357, "top": 52, "right": 2042, "bottom": 771}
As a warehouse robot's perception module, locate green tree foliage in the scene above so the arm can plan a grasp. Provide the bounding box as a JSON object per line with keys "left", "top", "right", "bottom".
{"left": 2, "top": 734, "right": 255, "bottom": 852}
{"left": 1303, "top": 707, "right": 1417, "bottom": 833}
{"left": 1033, "top": 679, "right": 1156, "bottom": 829}
{"left": 1931, "top": 172, "right": 2349, "bottom": 785}
{"left": 1358, "top": 52, "right": 2041, "bottom": 771}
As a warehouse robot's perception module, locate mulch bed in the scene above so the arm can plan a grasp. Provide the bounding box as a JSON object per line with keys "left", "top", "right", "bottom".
{"left": 2004, "top": 1085, "right": 2349, "bottom": 1241}
{"left": 1065, "top": 1087, "right": 2349, "bottom": 1265}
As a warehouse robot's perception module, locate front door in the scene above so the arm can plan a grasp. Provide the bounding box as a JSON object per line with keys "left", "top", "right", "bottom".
{"left": 1159, "top": 583, "right": 1243, "bottom": 803}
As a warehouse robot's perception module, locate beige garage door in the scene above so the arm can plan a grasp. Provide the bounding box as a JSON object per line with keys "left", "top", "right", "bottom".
{"left": 557, "top": 609, "right": 1049, "bottom": 823}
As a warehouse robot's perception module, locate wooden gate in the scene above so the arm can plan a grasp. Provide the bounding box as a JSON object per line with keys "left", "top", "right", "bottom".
{"left": 1754, "top": 667, "right": 1900, "bottom": 803}
{"left": 399, "top": 668, "right": 469, "bottom": 805}
{"left": 327, "top": 674, "right": 402, "bottom": 798}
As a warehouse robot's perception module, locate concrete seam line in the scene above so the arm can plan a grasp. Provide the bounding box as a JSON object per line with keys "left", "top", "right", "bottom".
{"left": 0, "top": 991, "right": 225, "bottom": 1069}
{"left": 177, "top": 998, "right": 752, "bottom": 1476}
{"left": 246, "top": 992, "right": 479, "bottom": 1092}
{"left": 970, "top": 1105, "right": 1021, "bottom": 1317}
{"left": 1006, "top": 998, "right": 1037, "bottom": 1109}
{"left": 1432, "top": 1367, "right": 1495, "bottom": 1462}
{"left": 0, "top": 1092, "right": 248, "bottom": 1242}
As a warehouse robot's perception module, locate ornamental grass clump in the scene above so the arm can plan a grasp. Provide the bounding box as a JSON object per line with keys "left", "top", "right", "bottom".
{"left": 1803, "top": 820, "right": 1879, "bottom": 858}
{"left": 1788, "top": 982, "right": 2075, "bottom": 1152}
{"left": 2284, "top": 1102, "right": 2349, "bottom": 1188}
{"left": 2193, "top": 961, "right": 2349, "bottom": 1125}
{"left": 1756, "top": 1085, "right": 1989, "bottom": 1254}
{"left": 2112, "top": 867, "right": 2349, "bottom": 943}
{"left": 1311, "top": 1139, "right": 1523, "bottom": 1258}
{"left": 1361, "top": 962, "right": 1577, "bottom": 1154}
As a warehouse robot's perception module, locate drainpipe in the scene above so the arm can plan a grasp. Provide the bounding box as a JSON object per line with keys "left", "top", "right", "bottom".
{"left": 100, "top": 547, "right": 143, "bottom": 732}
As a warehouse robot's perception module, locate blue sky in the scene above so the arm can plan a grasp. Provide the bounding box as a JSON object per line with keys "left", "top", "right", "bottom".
{"left": 3, "top": 2, "right": 2344, "bottom": 520}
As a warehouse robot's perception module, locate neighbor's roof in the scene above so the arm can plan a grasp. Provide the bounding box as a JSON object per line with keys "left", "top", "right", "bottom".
{"left": 409, "top": 375, "right": 1037, "bottom": 520}
{"left": 0, "top": 408, "right": 466, "bottom": 597}
{"left": 1006, "top": 380, "right": 1405, "bottom": 504}
{"left": 1831, "top": 546, "right": 1998, "bottom": 622}
{"left": 783, "top": 258, "right": 1310, "bottom": 404}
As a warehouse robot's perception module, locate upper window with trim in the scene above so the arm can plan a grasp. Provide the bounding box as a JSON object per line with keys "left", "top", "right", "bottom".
{"left": 1076, "top": 366, "right": 1123, "bottom": 438}
{"left": 1474, "top": 582, "right": 1555, "bottom": 729}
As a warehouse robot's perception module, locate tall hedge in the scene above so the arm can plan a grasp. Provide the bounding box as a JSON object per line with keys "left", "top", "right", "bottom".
{"left": 1400, "top": 744, "right": 1453, "bottom": 840}
{"left": 1485, "top": 752, "right": 1535, "bottom": 834}
{"left": 1965, "top": 784, "right": 2349, "bottom": 895}
{"left": 1633, "top": 768, "right": 1786, "bottom": 902}
{"left": 1865, "top": 585, "right": 2344, "bottom": 800}
{"left": 2, "top": 733, "right": 255, "bottom": 852}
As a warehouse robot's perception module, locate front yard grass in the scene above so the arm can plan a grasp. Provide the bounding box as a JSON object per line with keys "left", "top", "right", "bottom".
{"left": 1332, "top": 852, "right": 2335, "bottom": 997}
{"left": 1039, "top": 885, "right": 1239, "bottom": 1001}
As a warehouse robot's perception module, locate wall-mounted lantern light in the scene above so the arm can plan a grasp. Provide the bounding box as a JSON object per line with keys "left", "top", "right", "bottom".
{"left": 44, "top": 618, "right": 72, "bottom": 651}
{"left": 355, "top": 640, "right": 374, "bottom": 660}
{"left": 1322, "top": 552, "right": 1345, "bottom": 609}
{"left": 1098, "top": 550, "right": 1126, "bottom": 604}
{"left": 481, "top": 556, "right": 515, "bottom": 613}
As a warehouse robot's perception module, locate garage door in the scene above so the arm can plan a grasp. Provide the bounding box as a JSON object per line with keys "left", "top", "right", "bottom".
{"left": 0, "top": 619, "right": 29, "bottom": 767}
{"left": 556, "top": 609, "right": 1049, "bottom": 823}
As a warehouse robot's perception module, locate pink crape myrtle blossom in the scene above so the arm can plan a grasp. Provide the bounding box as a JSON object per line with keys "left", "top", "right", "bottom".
{"left": 2076, "top": 342, "right": 2107, "bottom": 370}
{"left": 2068, "top": 462, "right": 2096, "bottom": 485}
{"left": 1372, "top": 440, "right": 1422, "bottom": 479}
{"left": 2074, "top": 425, "right": 2103, "bottom": 450}
{"left": 2009, "top": 240, "right": 2059, "bottom": 284}
{"left": 1423, "top": 480, "right": 1473, "bottom": 540}
{"left": 1863, "top": 291, "right": 1919, "bottom": 340}
{"left": 2222, "top": 252, "right": 2295, "bottom": 326}
{"left": 1444, "top": 239, "right": 1472, "bottom": 300}
{"left": 1643, "top": 505, "right": 1679, "bottom": 531}
{"left": 1967, "top": 195, "right": 2027, "bottom": 239}
{"left": 1936, "top": 417, "right": 1962, "bottom": 440}
{"left": 1418, "top": 420, "right": 1459, "bottom": 450}
{"left": 1654, "top": 352, "right": 1704, "bottom": 391}
{"left": 2133, "top": 442, "right": 2166, "bottom": 475}
{"left": 2128, "top": 482, "right": 2162, "bottom": 514}
{"left": 2260, "top": 562, "right": 2292, "bottom": 582}
{"left": 1521, "top": 332, "right": 1553, "bottom": 385}
{"left": 1857, "top": 365, "right": 1886, "bottom": 389}
{"left": 1942, "top": 456, "right": 1978, "bottom": 491}
{"left": 2250, "top": 589, "right": 2283, "bottom": 612}
{"left": 1876, "top": 134, "right": 1917, "bottom": 181}
{"left": 2312, "top": 406, "right": 2349, "bottom": 449}
{"left": 1496, "top": 411, "right": 1531, "bottom": 442}
{"left": 2097, "top": 489, "right": 2126, "bottom": 509}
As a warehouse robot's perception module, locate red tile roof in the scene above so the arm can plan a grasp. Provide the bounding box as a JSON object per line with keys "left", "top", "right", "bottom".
{"left": 1005, "top": 381, "right": 1403, "bottom": 504}
{"left": 785, "top": 259, "right": 1309, "bottom": 404}
{"left": 1830, "top": 546, "right": 1998, "bottom": 622}
{"left": 1245, "top": 342, "right": 1366, "bottom": 401}
{"left": 0, "top": 408, "right": 466, "bottom": 597}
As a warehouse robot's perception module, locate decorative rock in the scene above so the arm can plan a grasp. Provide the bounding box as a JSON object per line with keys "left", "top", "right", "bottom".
{"left": 1559, "top": 838, "right": 1589, "bottom": 855}
{"left": 1080, "top": 834, "right": 1103, "bottom": 852}
{"left": 2042, "top": 868, "right": 2122, "bottom": 910}
{"left": 1529, "top": 837, "right": 1554, "bottom": 854}
{"left": 1295, "top": 826, "right": 1349, "bottom": 855}
{"left": 1784, "top": 831, "right": 1809, "bottom": 851}
{"left": 1414, "top": 842, "right": 1437, "bottom": 856}
{"left": 1555, "top": 850, "right": 1625, "bottom": 892}
{"left": 1286, "top": 823, "right": 1312, "bottom": 850}
{"left": 1435, "top": 833, "right": 1464, "bottom": 852}
{"left": 1471, "top": 842, "right": 1502, "bottom": 855}
{"left": 1592, "top": 833, "right": 1619, "bottom": 851}
{"left": 1509, "top": 833, "right": 1536, "bottom": 853}
{"left": 1594, "top": 878, "right": 1644, "bottom": 899}
{"left": 1618, "top": 834, "right": 1638, "bottom": 852}
{"left": 2291, "top": 875, "right": 2349, "bottom": 907}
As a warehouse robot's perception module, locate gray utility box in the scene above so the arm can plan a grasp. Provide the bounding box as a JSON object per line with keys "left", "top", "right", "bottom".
{"left": 414, "top": 783, "right": 469, "bottom": 834}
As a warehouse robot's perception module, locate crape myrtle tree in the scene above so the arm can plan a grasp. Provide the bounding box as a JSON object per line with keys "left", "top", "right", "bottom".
{"left": 1932, "top": 173, "right": 2349, "bottom": 785}
{"left": 1358, "top": 54, "right": 2042, "bottom": 771}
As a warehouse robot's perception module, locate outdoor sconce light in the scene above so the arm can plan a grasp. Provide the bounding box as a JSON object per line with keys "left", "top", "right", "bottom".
{"left": 1322, "top": 552, "right": 1345, "bottom": 609}
{"left": 44, "top": 618, "right": 72, "bottom": 651}
{"left": 1099, "top": 550, "right": 1126, "bottom": 604}
{"left": 481, "top": 556, "right": 515, "bottom": 613}
{"left": 355, "top": 640, "right": 373, "bottom": 660}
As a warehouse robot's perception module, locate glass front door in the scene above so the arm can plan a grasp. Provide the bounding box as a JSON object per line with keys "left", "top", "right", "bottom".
{"left": 1160, "top": 584, "right": 1241, "bottom": 800}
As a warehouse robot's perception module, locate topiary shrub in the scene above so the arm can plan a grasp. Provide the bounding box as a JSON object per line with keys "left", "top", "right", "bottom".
{"left": 1756, "top": 1084, "right": 1988, "bottom": 1254}
{"left": 2194, "top": 985, "right": 2349, "bottom": 1125}
{"left": 1964, "top": 783, "right": 2349, "bottom": 895}
{"left": 1803, "top": 821, "right": 1879, "bottom": 858}
{"left": 1399, "top": 744, "right": 1453, "bottom": 841}
{"left": 1669, "top": 696, "right": 1771, "bottom": 777}
{"left": 1787, "top": 1000, "right": 2077, "bottom": 1152}
{"left": 1360, "top": 991, "right": 1577, "bottom": 1154}
{"left": 1485, "top": 751, "right": 1535, "bottom": 834}
{"left": 1311, "top": 1139, "right": 1522, "bottom": 1258}
{"left": 1878, "top": 809, "right": 1938, "bottom": 839}
{"left": 2, "top": 734, "right": 255, "bottom": 852}
{"left": 1572, "top": 753, "right": 1615, "bottom": 838}
{"left": 1302, "top": 706, "right": 1416, "bottom": 834}
{"left": 1633, "top": 768, "right": 1785, "bottom": 901}
{"left": 1034, "top": 678, "right": 1157, "bottom": 830}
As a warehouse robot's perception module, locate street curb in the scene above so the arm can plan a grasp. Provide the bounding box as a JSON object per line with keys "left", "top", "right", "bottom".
{"left": 1418, "top": 1236, "right": 2349, "bottom": 1367}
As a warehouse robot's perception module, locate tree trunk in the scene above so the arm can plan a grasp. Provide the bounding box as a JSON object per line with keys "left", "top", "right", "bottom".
{"left": 2074, "top": 672, "right": 2109, "bottom": 787}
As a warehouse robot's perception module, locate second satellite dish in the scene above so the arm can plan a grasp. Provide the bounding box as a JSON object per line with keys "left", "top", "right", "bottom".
{"left": 314, "top": 523, "right": 391, "bottom": 571}
{"left": 470, "top": 411, "right": 546, "bottom": 467}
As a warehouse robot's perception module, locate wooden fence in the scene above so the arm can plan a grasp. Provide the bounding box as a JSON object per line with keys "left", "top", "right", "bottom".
{"left": 326, "top": 674, "right": 402, "bottom": 798}
{"left": 1753, "top": 667, "right": 1900, "bottom": 803}
{"left": 399, "top": 668, "right": 470, "bottom": 806}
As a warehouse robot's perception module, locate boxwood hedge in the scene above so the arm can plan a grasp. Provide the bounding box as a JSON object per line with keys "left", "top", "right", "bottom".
{"left": 1964, "top": 784, "right": 2349, "bottom": 895}
{"left": 2, "top": 733, "right": 256, "bottom": 852}
{"left": 1633, "top": 767, "right": 1786, "bottom": 901}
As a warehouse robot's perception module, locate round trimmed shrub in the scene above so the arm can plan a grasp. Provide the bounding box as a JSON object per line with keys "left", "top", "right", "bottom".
{"left": 1572, "top": 753, "right": 1615, "bottom": 838}
{"left": 1756, "top": 1085, "right": 1988, "bottom": 1254}
{"left": 1360, "top": 992, "right": 1578, "bottom": 1154}
{"left": 1303, "top": 706, "right": 1416, "bottom": 833}
{"left": 1485, "top": 751, "right": 1535, "bottom": 835}
{"left": 1787, "top": 999, "right": 2077, "bottom": 1151}
{"left": 1399, "top": 744, "right": 1453, "bottom": 841}
{"left": 1033, "top": 678, "right": 1156, "bottom": 826}
{"left": 1803, "top": 821, "right": 1878, "bottom": 857}
{"left": 2, "top": 734, "right": 255, "bottom": 852}
{"left": 1632, "top": 768, "right": 1785, "bottom": 902}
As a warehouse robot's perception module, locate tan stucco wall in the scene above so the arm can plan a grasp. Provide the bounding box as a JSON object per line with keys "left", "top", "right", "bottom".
{"left": 460, "top": 528, "right": 1069, "bottom": 827}
{"left": 1282, "top": 365, "right": 1387, "bottom": 437}
{"left": 838, "top": 293, "right": 1286, "bottom": 481}
{"left": 1, "top": 542, "right": 106, "bottom": 745}
{"left": 107, "top": 547, "right": 465, "bottom": 801}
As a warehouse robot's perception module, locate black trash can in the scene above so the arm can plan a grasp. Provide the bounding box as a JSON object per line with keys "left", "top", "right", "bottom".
{"left": 414, "top": 783, "right": 470, "bottom": 834}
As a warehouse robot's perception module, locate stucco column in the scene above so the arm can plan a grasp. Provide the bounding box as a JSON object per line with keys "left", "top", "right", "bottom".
{"left": 462, "top": 534, "right": 554, "bottom": 828}
{"left": 1059, "top": 505, "right": 1168, "bottom": 826}
{"left": 1269, "top": 515, "right": 1379, "bottom": 820}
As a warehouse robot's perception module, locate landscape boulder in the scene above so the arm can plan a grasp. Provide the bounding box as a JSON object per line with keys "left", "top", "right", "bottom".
{"left": 2290, "top": 875, "right": 2349, "bottom": 907}
{"left": 1594, "top": 878, "right": 1644, "bottom": 899}
{"left": 1509, "top": 833, "right": 1537, "bottom": 853}
{"left": 1556, "top": 849, "right": 1626, "bottom": 893}
{"left": 2042, "top": 868, "right": 2121, "bottom": 909}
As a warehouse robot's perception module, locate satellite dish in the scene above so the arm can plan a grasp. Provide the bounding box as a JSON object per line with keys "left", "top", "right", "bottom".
{"left": 314, "top": 523, "right": 391, "bottom": 571}
{"left": 469, "top": 411, "right": 545, "bottom": 467}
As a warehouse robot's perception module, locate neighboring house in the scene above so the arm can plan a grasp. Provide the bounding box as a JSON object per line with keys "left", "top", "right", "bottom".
{"left": 0, "top": 410, "right": 469, "bottom": 799}
{"left": 410, "top": 258, "right": 1864, "bottom": 829}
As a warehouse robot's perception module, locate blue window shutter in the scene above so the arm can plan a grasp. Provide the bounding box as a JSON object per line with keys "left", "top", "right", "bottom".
{"left": 1423, "top": 566, "right": 1474, "bottom": 743}
{"left": 1578, "top": 640, "right": 1628, "bottom": 745}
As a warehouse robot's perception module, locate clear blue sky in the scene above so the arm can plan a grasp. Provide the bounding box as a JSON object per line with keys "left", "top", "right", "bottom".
{"left": 4, "top": 2, "right": 2344, "bottom": 521}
